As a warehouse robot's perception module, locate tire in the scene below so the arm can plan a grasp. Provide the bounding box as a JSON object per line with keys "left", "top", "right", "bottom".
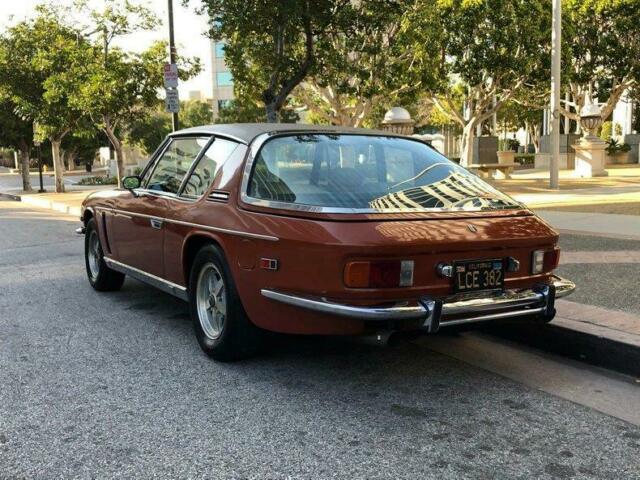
{"left": 84, "top": 217, "right": 125, "bottom": 291}
{"left": 189, "top": 244, "right": 260, "bottom": 361}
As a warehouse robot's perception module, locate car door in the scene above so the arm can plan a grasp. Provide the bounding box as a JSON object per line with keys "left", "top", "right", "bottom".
{"left": 110, "top": 136, "right": 210, "bottom": 278}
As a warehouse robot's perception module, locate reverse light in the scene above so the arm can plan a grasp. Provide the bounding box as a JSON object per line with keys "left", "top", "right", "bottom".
{"left": 344, "top": 260, "right": 414, "bottom": 288}
{"left": 531, "top": 248, "right": 560, "bottom": 274}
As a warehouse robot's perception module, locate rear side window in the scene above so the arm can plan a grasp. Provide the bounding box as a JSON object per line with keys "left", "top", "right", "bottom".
{"left": 145, "top": 137, "right": 209, "bottom": 194}
{"left": 181, "top": 138, "right": 239, "bottom": 198}
{"left": 247, "top": 134, "right": 521, "bottom": 212}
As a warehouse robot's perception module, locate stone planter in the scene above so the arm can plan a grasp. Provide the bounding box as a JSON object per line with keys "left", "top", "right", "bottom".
{"left": 497, "top": 151, "right": 515, "bottom": 165}
{"left": 606, "top": 152, "right": 630, "bottom": 165}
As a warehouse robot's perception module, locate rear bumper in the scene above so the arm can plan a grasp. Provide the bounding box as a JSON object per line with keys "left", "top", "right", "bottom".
{"left": 261, "top": 275, "right": 575, "bottom": 330}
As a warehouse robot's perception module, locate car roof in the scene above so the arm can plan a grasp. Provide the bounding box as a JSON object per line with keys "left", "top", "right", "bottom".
{"left": 168, "top": 123, "right": 409, "bottom": 145}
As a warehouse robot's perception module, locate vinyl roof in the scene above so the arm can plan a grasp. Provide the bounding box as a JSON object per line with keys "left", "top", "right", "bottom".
{"left": 169, "top": 123, "right": 406, "bottom": 145}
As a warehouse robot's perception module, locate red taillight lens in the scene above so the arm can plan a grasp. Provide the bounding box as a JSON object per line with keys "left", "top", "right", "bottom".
{"left": 544, "top": 247, "right": 560, "bottom": 271}
{"left": 344, "top": 260, "right": 414, "bottom": 288}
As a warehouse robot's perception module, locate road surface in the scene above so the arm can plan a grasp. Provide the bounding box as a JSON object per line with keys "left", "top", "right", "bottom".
{"left": 1, "top": 199, "right": 638, "bottom": 479}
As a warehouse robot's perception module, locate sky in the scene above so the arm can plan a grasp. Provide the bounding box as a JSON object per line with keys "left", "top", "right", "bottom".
{"left": 0, "top": 0, "right": 213, "bottom": 96}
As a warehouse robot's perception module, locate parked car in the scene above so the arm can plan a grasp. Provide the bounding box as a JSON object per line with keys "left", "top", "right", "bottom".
{"left": 78, "top": 124, "right": 575, "bottom": 361}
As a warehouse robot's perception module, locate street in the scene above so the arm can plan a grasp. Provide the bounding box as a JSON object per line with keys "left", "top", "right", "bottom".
{"left": 0, "top": 168, "right": 93, "bottom": 194}
{"left": 1, "top": 199, "right": 639, "bottom": 479}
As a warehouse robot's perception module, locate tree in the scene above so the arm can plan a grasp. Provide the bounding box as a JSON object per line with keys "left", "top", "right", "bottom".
{"left": 405, "top": 0, "right": 550, "bottom": 166}
{"left": 0, "top": 8, "right": 91, "bottom": 192}
{"left": 71, "top": 1, "right": 200, "bottom": 186}
{"left": 0, "top": 97, "right": 33, "bottom": 191}
{"left": 128, "top": 100, "right": 214, "bottom": 155}
{"left": 195, "top": 0, "right": 351, "bottom": 122}
{"left": 560, "top": 0, "right": 640, "bottom": 125}
{"left": 294, "top": 0, "right": 427, "bottom": 127}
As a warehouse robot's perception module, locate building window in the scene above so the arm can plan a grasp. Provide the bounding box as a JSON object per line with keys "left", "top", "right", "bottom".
{"left": 216, "top": 71, "right": 233, "bottom": 87}
{"left": 214, "top": 42, "right": 225, "bottom": 58}
{"left": 217, "top": 99, "right": 233, "bottom": 111}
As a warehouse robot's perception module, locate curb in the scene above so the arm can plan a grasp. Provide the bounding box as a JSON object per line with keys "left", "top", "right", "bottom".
{"left": 18, "top": 195, "right": 82, "bottom": 218}
{"left": 482, "top": 321, "right": 640, "bottom": 378}
{"left": 0, "top": 192, "right": 22, "bottom": 201}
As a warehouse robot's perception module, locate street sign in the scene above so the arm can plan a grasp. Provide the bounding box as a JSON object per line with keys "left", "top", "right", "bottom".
{"left": 163, "top": 63, "right": 179, "bottom": 89}
{"left": 165, "top": 88, "right": 180, "bottom": 113}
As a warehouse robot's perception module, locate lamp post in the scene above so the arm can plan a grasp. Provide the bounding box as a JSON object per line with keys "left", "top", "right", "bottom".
{"left": 549, "top": 0, "right": 561, "bottom": 189}
{"left": 33, "top": 139, "right": 45, "bottom": 193}
{"left": 167, "top": 0, "right": 179, "bottom": 131}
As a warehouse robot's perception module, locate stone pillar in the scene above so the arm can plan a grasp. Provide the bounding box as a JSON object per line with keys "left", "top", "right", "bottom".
{"left": 573, "top": 137, "right": 608, "bottom": 177}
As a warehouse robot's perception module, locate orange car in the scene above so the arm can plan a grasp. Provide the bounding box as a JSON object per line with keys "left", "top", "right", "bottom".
{"left": 79, "top": 124, "right": 574, "bottom": 360}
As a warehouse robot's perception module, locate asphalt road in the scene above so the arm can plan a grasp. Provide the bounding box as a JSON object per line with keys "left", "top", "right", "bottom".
{"left": 556, "top": 234, "right": 640, "bottom": 315}
{"left": 1, "top": 200, "right": 639, "bottom": 479}
{"left": 0, "top": 169, "right": 92, "bottom": 192}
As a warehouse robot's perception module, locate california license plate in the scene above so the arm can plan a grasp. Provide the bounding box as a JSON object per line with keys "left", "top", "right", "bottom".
{"left": 453, "top": 259, "right": 504, "bottom": 293}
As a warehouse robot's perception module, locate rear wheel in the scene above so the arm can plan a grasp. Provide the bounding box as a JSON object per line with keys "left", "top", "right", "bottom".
{"left": 189, "top": 244, "right": 260, "bottom": 361}
{"left": 84, "top": 217, "right": 125, "bottom": 291}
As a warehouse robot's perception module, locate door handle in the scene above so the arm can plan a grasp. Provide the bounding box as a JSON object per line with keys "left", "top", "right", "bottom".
{"left": 150, "top": 218, "right": 164, "bottom": 229}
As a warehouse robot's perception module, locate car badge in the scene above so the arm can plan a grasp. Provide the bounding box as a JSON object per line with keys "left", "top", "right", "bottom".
{"left": 467, "top": 224, "right": 478, "bottom": 233}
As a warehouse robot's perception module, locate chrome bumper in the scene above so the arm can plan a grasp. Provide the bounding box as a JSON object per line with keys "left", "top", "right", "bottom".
{"left": 261, "top": 276, "right": 575, "bottom": 330}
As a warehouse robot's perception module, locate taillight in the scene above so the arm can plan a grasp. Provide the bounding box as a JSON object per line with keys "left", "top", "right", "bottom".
{"left": 344, "top": 260, "right": 414, "bottom": 288}
{"left": 531, "top": 248, "right": 560, "bottom": 274}
{"left": 544, "top": 247, "right": 560, "bottom": 271}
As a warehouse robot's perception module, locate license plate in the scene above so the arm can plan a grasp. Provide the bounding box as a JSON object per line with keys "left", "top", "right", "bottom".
{"left": 453, "top": 259, "right": 504, "bottom": 293}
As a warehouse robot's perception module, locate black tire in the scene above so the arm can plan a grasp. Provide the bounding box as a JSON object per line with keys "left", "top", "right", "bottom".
{"left": 84, "top": 217, "right": 125, "bottom": 291}
{"left": 189, "top": 244, "right": 260, "bottom": 361}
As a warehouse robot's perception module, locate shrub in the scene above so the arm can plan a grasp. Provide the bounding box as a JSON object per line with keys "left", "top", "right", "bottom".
{"left": 605, "top": 138, "right": 631, "bottom": 155}
{"left": 77, "top": 176, "right": 118, "bottom": 186}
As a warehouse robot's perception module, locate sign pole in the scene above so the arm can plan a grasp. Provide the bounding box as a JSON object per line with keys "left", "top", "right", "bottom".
{"left": 167, "top": 0, "right": 179, "bottom": 131}
{"left": 550, "top": 0, "right": 561, "bottom": 189}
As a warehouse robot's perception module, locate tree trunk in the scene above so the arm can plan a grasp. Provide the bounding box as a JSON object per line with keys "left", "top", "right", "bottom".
{"left": 51, "top": 139, "right": 65, "bottom": 193}
{"left": 18, "top": 142, "right": 32, "bottom": 192}
{"left": 265, "top": 102, "right": 278, "bottom": 123}
{"left": 103, "top": 120, "right": 125, "bottom": 188}
{"left": 459, "top": 122, "right": 476, "bottom": 167}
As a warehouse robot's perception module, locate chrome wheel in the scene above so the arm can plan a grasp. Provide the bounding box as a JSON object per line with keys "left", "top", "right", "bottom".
{"left": 196, "top": 263, "right": 227, "bottom": 340}
{"left": 87, "top": 230, "right": 101, "bottom": 280}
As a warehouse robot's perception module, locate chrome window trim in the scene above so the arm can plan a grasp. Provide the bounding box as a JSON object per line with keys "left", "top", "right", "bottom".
{"left": 143, "top": 135, "right": 211, "bottom": 194}
{"left": 140, "top": 138, "right": 173, "bottom": 188}
{"left": 168, "top": 130, "right": 248, "bottom": 145}
{"left": 176, "top": 135, "right": 215, "bottom": 198}
{"left": 95, "top": 206, "right": 278, "bottom": 242}
{"left": 239, "top": 132, "right": 524, "bottom": 215}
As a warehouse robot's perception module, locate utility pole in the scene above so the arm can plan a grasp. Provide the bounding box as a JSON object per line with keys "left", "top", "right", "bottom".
{"left": 550, "top": 0, "right": 561, "bottom": 189}
{"left": 167, "top": 0, "right": 179, "bottom": 131}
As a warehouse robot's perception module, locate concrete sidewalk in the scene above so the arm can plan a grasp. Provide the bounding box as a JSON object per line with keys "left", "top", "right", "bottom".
{"left": 537, "top": 210, "right": 640, "bottom": 239}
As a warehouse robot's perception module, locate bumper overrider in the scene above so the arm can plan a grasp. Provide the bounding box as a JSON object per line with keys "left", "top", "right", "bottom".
{"left": 261, "top": 276, "right": 575, "bottom": 333}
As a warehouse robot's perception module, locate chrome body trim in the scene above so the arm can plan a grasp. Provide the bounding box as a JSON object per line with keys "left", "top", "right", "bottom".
{"left": 94, "top": 206, "right": 278, "bottom": 242}
{"left": 239, "top": 132, "right": 525, "bottom": 215}
{"left": 104, "top": 257, "right": 189, "bottom": 301}
{"left": 261, "top": 276, "right": 575, "bottom": 326}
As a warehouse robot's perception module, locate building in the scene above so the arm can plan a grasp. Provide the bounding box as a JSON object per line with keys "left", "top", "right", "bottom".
{"left": 211, "top": 40, "right": 234, "bottom": 118}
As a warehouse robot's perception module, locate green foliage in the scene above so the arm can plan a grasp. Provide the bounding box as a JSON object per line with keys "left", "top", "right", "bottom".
{"left": 0, "top": 97, "right": 33, "bottom": 152}
{"left": 563, "top": 0, "right": 640, "bottom": 87}
{"left": 194, "top": 0, "right": 351, "bottom": 121}
{"left": 0, "top": 7, "right": 91, "bottom": 141}
{"left": 128, "top": 100, "right": 215, "bottom": 154}
{"left": 78, "top": 175, "right": 118, "bottom": 185}
{"left": 605, "top": 138, "right": 631, "bottom": 155}
{"left": 294, "top": 0, "right": 428, "bottom": 127}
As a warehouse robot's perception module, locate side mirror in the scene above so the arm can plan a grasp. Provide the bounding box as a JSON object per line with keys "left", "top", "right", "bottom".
{"left": 122, "top": 175, "right": 141, "bottom": 194}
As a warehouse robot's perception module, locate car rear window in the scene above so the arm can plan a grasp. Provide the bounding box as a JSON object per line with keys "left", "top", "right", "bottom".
{"left": 247, "top": 134, "right": 521, "bottom": 212}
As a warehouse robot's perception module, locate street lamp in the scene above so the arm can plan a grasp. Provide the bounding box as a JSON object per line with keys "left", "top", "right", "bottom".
{"left": 33, "top": 123, "right": 46, "bottom": 193}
